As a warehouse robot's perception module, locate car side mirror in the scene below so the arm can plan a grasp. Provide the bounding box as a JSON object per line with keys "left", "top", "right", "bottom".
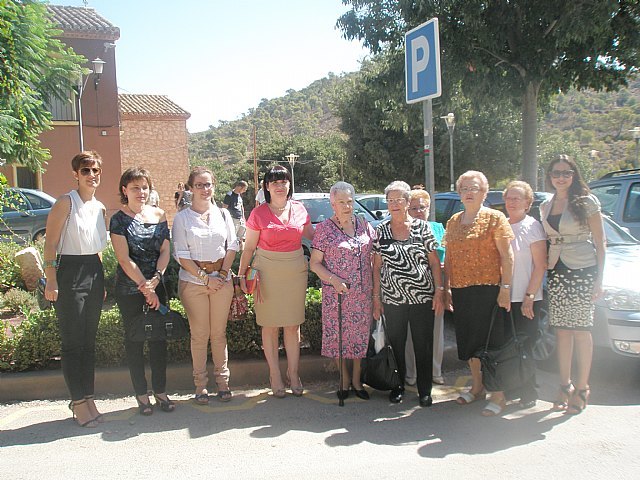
{"left": 375, "top": 211, "right": 383, "bottom": 220}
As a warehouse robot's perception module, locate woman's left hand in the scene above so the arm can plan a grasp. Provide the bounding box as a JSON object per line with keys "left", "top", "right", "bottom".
{"left": 145, "top": 291, "right": 160, "bottom": 309}
{"left": 498, "top": 287, "right": 511, "bottom": 311}
{"left": 206, "top": 275, "right": 226, "bottom": 293}
{"left": 521, "top": 297, "right": 535, "bottom": 319}
{"left": 432, "top": 289, "right": 445, "bottom": 316}
{"left": 592, "top": 279, "right": 604, "bottom": 301}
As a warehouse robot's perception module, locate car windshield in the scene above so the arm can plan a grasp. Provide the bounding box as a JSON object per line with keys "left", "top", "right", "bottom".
{"left": 604, "top": 216, "right": 638, "bottom": 245}
{"left": 297, "top": 197, "right": 376, "bottom": 224}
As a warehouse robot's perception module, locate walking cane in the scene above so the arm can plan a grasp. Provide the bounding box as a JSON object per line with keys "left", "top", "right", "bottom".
{"left": 337, "top": 283, "right": 350, "bottom": 407}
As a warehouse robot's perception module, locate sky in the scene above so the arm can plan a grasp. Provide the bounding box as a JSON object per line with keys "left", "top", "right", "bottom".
{"left": 48, "top": 0, "right": 370, "bottom": 133}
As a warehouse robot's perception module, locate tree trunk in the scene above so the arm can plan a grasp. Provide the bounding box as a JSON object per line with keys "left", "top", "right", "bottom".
{"left": 521, "top": 80, "right": 540, "bottom": 189}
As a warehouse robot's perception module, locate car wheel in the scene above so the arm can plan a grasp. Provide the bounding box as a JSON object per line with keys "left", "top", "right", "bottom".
{"left": 33, "top": 230, "right": 46, "bottom": 243}
{"left": 532, "top": 298, "right": 557, "bottom": 370}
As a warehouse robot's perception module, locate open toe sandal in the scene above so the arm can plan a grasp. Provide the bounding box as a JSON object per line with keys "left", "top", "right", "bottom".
{"left": 217, "top": 390, "right": 233, "bottom": 402}
{"left": 566, "top": 387, "right": 590, "bottom": 415}
{"left": 154, "top": 394, "right": 176, "bottom": 413}
{"left": 552, "top": 383, "right": 575, "bottom": 412}
{"left": 456, "top": 389, "right": 486, "bottom": 405}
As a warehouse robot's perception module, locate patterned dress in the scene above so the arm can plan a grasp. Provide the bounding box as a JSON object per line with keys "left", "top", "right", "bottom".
{"left": 312, "top": 218, "right": 375, "bottom": 358}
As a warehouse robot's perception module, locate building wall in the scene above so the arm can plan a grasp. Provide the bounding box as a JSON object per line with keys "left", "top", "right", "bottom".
{"left": 119, "top": 116, "right": 190, "bottom": 226}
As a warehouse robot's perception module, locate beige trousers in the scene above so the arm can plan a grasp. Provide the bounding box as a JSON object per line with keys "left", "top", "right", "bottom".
{"left": 179, "top": 280, "right": 233, "bottom": 392}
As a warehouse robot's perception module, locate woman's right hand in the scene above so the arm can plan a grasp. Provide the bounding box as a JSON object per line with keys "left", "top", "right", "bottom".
{"left": 330, "top": 276, "right": 349, "bottom": 294}
{"left": 44, "top": 278, "right": 58, "bottom": 302}
{"left": 373, "top": 297, "right": 383, "bottom": 320}
{"left": 239, "top": 277, "right": 248, "bottom": 294}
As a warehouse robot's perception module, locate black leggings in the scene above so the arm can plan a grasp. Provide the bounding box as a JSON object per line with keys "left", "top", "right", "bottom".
{"left": 55, "top": 255, "right": 104, "bottom": 401}
{"left": 116, "top": 289, "right": 168, "bottom": 396}
{"left": 383, "top": 302, "right": 434, "bottom": 397}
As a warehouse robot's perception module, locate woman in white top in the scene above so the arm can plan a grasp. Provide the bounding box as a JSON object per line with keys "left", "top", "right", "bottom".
{"left": 503, "top": 181, "right": 547, "bottom": 408}
{"left": 172, "top": 166, "right": 238, "bottom": 404}
{"left": 43, "top": 151, "right": 108, "bottom": 428}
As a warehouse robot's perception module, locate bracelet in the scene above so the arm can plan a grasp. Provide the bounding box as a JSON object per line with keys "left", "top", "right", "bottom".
{"left": 372, "top": 294, "right": 380, "bottom": 298}
{"left": 236, "top": 275, "right": 246, "bottom": 279}
{"left": 43, "top": 259, "right": 57, "bottom": 269}
{"left": 155, "top": 270, "right": 162, "bottom": 280}
{"left": 436, "top": 286, "right": 445, "bottom": 291}
{"left": 219, "top": 269, "right": 228, "bottom": 278}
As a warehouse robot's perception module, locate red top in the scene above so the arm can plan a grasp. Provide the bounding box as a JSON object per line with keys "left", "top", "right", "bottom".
{"left": 246, "top": 200, "right": 311, "bottom": 252}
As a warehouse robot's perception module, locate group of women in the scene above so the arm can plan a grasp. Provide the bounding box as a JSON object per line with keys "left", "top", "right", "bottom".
{"left": 43, "top": 151, "right": 603, "bottom": 427}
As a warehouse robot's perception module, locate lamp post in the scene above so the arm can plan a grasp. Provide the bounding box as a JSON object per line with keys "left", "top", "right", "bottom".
{"left": 441, "top": 112, "right": 456, "bottom": 191}
{"left": 284, "top": 153, "right": 299, "bottom": 194}
{"left": 75, "top": 57, "right": 106, "bottom": 151}
{"left": 630, "top": 127, "right": 640, "bottom": 168}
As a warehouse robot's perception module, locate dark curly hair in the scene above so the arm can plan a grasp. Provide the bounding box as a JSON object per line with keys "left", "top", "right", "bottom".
{"left": 546, "top": 154, "right": 591, "bottom": 224}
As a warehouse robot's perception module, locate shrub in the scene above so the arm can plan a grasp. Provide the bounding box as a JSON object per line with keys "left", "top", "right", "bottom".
{"left": 2, "top": 288, "right": 38, "bottom": 313}
{"left": 0, "top": 242, "right": 26, "bottom": 292}
{"left": 1, "top": 308, "right": 60, "bottom": 371}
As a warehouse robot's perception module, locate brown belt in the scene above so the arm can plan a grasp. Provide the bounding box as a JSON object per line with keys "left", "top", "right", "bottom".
{"left": 194, "top": 259, "right": 223, "bottom": 274}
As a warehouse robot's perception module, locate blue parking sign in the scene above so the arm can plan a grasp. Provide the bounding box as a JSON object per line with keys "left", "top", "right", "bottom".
{"left": 405, "top": 18, "right": 441, "bottom": 103}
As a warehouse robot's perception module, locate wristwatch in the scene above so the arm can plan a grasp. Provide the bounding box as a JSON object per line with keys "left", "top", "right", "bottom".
{"left": 525, "top": 292, "right": 535, "bottom": 300}
{"left": 501, "top": 284, "right": 511, "bottom": 290}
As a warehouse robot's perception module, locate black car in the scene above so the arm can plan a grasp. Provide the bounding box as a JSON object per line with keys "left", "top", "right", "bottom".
{"left": 434, "top": 190, "right": 552, "bottom": 225}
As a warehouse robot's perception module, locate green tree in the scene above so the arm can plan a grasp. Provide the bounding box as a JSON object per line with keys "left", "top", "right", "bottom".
{"left": 0, "top": 0, "right": 84, "bottom": 170}
{"left": 338, "top": 0, "right": 640, "bottom": 188}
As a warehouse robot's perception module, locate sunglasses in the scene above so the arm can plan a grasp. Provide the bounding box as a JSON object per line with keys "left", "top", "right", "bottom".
{"left": 79, "top": 167, "right": 101, "bottom": 176}
{"left": 550, "top": 170, "right": 575, "bottom": 179}
{"left": 194, "top": 182, "right": 213, "bottom": 190}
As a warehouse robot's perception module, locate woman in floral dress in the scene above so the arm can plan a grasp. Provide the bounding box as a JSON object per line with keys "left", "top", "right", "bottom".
{"left": 310, "top": 182, "right": 376, "bottom": 401}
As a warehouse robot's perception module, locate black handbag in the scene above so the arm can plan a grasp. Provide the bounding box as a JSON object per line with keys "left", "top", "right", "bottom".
{"left": 360, "top": 315, "right": 402, "bottom": 391}
{"left": 129, "top": 277, "right": 189, "bottom": 342}
{"left": 475, "top": 306, "right": 536, "bottom": 392}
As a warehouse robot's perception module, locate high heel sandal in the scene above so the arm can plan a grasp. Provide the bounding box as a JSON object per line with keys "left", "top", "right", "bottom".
{"left": 136, "top": 395, "right": 153, "bottom": 416}
{"left": 69, "top": 399, "right": 99, "bottom": 428}
{"left": 552, "top": 383, "right": 575, "bottom": 412}
{"left": 566, "top": 387, "right": 590, "bottom": 415}
{"left": 286, "top": 372, "right": 304, "bottom": 397}
{"left": 84, "top": 395, "right": 105, "bottom": 423}
{"left": 154, "top": 393, "right": 176, "bottom": 412}
{"left": 269, "top": 375, "right": 286, "bottom": 398}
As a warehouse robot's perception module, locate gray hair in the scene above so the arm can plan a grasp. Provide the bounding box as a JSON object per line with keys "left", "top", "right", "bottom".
{"left": 384, "top": 180, "right": 411, "bottom": 202}
{"left": 329, "top": 181, "right": 356, "bottom": 202}
{"left": 456, "top": 170, "right": 489, "bottom": 192}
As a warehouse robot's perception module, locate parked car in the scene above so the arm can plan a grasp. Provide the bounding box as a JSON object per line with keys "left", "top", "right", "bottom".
{"left": 293, "top": 192, "right": 381, "bottom": 257}
{"left": 434, "top": 190, "right": 552, "bottom": 226}
{"left": 589, "top": 168, "right": 640, "bottom": 240}
{"left": 0, "top": 188, "right": 56, "bottom": 243}
{"left": 355, "top": 193, "right": 388, "bottom": 219}
{"left": 534, "top": 215, "right": 640, "bottom": 362}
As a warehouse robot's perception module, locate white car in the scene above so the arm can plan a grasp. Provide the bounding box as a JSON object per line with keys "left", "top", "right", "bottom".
{"left": 355, "top": 193, "right": 388, "bottom": 220}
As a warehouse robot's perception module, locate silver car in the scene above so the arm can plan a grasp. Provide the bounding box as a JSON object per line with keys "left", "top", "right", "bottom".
{"left": 535, "top": 216, "right": 640, "bottom": 361}
{"left": 0, "top": 188, "right": 56, "bottom": 243}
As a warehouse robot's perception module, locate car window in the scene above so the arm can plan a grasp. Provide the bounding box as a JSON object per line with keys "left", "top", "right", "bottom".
{"left": 359, "top": 197, "right": 376, "bottom": 211}
{"left": 590, "top": 183, "right": 621, "bottom": 217}
{"left": 378, "top": 197, "right": 388, "bottom": 210}
{"left": 299, "top": 199, "right": 334, "bottom": 224}
{"left": 435, "top": 198, "right": 450, "bottom": 224}
{"left": 451, "top": 200, "right": 464, "bottom": 216}
{"left": 622, "top": 183, "right": 640, "bottom": 223}
{"left": 22, "top": 192, "right": 52, "bottom": 210}
{"left": 604, "top": 217, "right": 638, "bottom": 245}
{"left": 1, "top": 191, "right": 28, "bottom": 213}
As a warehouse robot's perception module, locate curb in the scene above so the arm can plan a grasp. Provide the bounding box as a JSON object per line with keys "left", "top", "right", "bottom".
{"left": 0, "top": 346, "right": 464, "bottom": 403}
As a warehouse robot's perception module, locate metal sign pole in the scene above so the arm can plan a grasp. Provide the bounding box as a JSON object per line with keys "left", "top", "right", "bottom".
{"left": 423, "top": 99, "right": 435, "bottom": 221}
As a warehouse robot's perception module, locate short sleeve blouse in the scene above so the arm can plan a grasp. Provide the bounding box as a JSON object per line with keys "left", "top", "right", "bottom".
{"left": 373, "top": 218, "right": 438, "bottom": 305}
{"left": 246, "top": 201, "right": 310, "bottom": 252}
{"left": 444, "top": 207, "right": 514, "bottom": 288}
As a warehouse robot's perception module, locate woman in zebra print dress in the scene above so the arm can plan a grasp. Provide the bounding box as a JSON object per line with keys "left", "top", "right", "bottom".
{"left": 372, "top": 181, "right": 445, "bottom": 407}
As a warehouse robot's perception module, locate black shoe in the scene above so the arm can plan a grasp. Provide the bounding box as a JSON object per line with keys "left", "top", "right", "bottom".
{"left": 518, "top": 398, "right": 537, "bottom": 409}
{"left": 389, "top": 389, "right": 403, "bottom": 403}
{"left": 336, "top": 389, "right": 350, "bottom": 400}
{"left": 352, "top": 388, "right": 370, "bottom": 400}
{"left": 419, "top": 395, "right": 433, "bottom": 408}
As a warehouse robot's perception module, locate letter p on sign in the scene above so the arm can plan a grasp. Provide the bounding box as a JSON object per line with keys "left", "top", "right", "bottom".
{"left": 405, "top": 18, "right": 441, "bottom": 104}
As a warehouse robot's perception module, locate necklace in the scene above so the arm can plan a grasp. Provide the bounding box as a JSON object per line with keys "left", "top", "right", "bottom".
{"left": 270, "top": 201, "right": 288, "bottom": 213}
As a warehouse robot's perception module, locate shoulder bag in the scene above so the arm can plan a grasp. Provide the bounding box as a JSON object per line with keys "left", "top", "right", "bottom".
{"left": 360, "top": 315, "right": 402, "bottom": 391}
{"left": 474, "top": 305, "right": 536, "bottom": 392}
{"left": 129, "top": 275, "right": 189, "bottom": 342}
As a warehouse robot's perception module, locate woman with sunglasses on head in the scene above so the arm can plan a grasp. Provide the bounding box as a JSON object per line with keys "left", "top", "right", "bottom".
{"left": 43, "top": 151, "right": 108, "bottom": 428}
{"left": 172, "top": 166, "right": 238, "bottom": 405}
{"left": 443, "top": 170, "right": 514, "bottom": 416}
{"left": 110, "top": 167, "right": 173, "bottom": 415}
{"left": 372, "top": 181, "right": 444, "bottom": 407}
{"left": 238, "top": 166, "right": 314, "bottom": 398}
{"left": 540, "top": 155, "right": 605, "bottom": 415}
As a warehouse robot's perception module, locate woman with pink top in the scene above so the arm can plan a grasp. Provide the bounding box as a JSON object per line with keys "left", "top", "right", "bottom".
{"left": 238, "top": 166, "right": 314, "bottom": 398}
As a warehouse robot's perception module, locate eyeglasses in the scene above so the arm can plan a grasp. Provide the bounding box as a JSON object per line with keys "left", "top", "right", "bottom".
{"left": 79, "top": 167, "right": 101, "bottom": 176}
{"left": 408, "top": 206, "right": 428, "bottom": 212}
{"left": 386, "top": 197, "right": 406, "bottom": 205}
{"left": 459, "top": 186, "right": 481, "bottom": 193}
{"left": 550, "top": 170, "right": 575, "bottom": 179}
{"left": 194, "top": 182, "right": 213, "bottom": 190}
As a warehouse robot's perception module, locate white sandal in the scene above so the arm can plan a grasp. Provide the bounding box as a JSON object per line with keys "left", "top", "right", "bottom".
{"left": 481, "top": 401, "right": 505, "bottom": 417}
{"left": 456, "top": 389, "right": 486, "bottom": 405}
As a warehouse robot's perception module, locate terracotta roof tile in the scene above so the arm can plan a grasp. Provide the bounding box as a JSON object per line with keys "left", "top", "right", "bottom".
{"left": 119, "top": 94, "right": 191, "bottom": 119}
{"left": 47, "top": 5, "right": 120, "bottom": 40}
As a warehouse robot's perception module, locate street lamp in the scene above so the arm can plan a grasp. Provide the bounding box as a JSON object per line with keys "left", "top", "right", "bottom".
{"left": 630, "top": 127, "right": 640, "bottom": 168}
{"left": 75, "top": 57, "right": 106, "bottom": 151}
{"left": 284, "top": 153, "right": 299, "bottom": 194}
{"left": 441, "top": 112, "right": 456, "bottom": 191}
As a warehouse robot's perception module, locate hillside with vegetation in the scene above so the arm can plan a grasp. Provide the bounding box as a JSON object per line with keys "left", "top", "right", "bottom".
{"left": 189, "top": 72, "right": 640, "bottom": 196}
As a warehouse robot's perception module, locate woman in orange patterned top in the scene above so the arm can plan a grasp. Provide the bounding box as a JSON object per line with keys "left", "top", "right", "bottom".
{"left": 444, "top": 171, "right": 514, "bottom": 416}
